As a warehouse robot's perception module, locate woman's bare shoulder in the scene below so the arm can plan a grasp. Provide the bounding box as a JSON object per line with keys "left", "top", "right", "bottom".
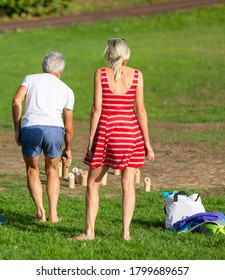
{"left": 95, "top": 68, "right": 102, "bottom": 74}
{"left": 94, "top": 68, "right": 102, "bottom": 78}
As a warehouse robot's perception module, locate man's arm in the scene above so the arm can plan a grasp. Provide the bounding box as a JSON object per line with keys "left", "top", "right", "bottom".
{"left": 12, "top": 85, "right": 27, "bottom": 145}
{"left": 62, "top": 108, "right": 74, "bottom": 167}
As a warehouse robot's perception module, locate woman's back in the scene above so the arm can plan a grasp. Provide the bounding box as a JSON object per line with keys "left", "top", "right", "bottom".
{"left": 101, "top": 67, "right": 138, "bottom": 115}
{"left": 104, "top": 66, "right": 135, "bottom": 96}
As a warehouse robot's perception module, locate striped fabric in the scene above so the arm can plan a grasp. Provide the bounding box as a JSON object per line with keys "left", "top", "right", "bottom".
{"left": 83, "top": 68, "right": 145, "bottom": 170}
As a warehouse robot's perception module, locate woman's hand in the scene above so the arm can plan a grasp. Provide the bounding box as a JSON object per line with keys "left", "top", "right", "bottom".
{"left": 87, "top": 140, "right": 93, "bottom": 157}
{"left": 145, "top": 142, "right": 155, "bottom": 161}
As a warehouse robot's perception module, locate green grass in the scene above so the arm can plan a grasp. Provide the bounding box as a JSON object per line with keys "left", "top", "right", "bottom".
{"left": 1, "top": 175, "right": 225, "bottom": 260}
{"left": 1, "top": 4, "right": 225, "bottom": 130}
{"left": 153, "top": 126, "right": 225, "bottom": 148}
{"left": 1, "top": 5, "right": 225, "bottom": 261}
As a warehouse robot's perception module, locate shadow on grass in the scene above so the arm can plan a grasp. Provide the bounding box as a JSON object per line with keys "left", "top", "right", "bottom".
{"left": 132, "top": 218, "right": 164, "bottom": 229}
{"left": 0, "top": 206, "right": 85, "bottom": 237}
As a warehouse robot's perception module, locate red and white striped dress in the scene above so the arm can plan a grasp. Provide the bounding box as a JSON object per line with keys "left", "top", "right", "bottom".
{"left": 83, "top": 68, "right": 145, "bottom": 170}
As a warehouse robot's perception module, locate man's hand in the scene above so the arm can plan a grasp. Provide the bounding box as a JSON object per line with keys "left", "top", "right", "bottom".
{"left": 15, "top": 130, "right": 21, "bottom": 146}
{"left": 62, "top": 149, "right": 72, "bottom": 167}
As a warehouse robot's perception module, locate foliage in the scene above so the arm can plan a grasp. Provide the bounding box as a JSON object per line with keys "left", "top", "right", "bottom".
{"left": 0, "top": 1, "right": 184, "bottom": 19}
{"left": 0, "top": 0, "right": 73, "bottom": 18}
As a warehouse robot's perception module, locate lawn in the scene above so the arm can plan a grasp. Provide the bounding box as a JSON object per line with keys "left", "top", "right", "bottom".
{"left": 0, "top": 4, "right": 225, "bottom": 261}
{"left": 0, "top": 4, "right": 225, "bottom": 129}
{"left": 1, "top": 177, "right": 225, "bottom": 260}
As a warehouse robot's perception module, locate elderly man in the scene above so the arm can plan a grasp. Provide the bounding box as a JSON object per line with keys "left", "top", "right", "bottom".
{"left": 12, "top": 51, "right": 75, "bottom": 222}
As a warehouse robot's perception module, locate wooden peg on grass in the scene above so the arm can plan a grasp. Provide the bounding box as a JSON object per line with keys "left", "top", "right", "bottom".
{"left": 71, "top": 167, "right": 83, "bottom": 184}
{"left": 72, "top": 167, "right": 78, "bottom": 175}
{"left": 144, "top": 177, "right": 151, "bottom": 192}
{"left": 135, "top": 168, "right": 140, "bottom": 184}
{"left": 81, "top": 170, "right": 88, "bottom": 187}
{"left": 62, "top": 157, "right": 69, "bottom": 179}
{"left": 58, "top": 161, "right": 62, "bottom": 178}
{"left": 68, "top": 172, "right": 75, "bottom": 189}
{"left": 114, "top": 169, "right": 121, "bottom": 176}
{"left": 101, "top": 172, "right": 107, "bottom": 186}
{"left": 77, "top": 169, "right": 83, "bottom": 185}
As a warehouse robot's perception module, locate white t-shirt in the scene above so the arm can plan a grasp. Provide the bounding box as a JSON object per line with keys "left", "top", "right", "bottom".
{"left": 21, "top": 73, "right": 75, "bottom": 128}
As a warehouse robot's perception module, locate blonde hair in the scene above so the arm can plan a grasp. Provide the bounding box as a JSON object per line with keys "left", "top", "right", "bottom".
{"left": 104, "top": 38, "right": 130, "bottom": 81}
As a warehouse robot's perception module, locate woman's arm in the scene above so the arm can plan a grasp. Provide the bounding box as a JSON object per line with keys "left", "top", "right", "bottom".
{"left": 12, "top": 85, "right": 27, "bottom": 145}
{"left": 87, "top": 69, "right": 102, "bottom": 155}
{"left": 135, "top": 70, "right": 155, "bottom": 161}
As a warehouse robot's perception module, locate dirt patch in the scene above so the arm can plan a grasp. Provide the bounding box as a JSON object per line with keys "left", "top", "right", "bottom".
{"left": 1, "top": 122, "right": 225, "bottom": 196}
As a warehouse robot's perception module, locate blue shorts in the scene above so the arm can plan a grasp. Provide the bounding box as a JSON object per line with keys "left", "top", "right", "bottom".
{"left": 20, "top": 125, "right": 64, "bottom": 158}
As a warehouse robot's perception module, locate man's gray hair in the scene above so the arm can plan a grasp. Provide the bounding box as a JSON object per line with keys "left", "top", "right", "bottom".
{"left": 42, "top": 51, "right": 65, "bottom": 74}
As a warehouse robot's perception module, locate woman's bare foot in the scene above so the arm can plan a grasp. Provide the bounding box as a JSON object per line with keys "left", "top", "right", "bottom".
{"left": 123, "top": 235, "right": 133, "bottom": 241}
{"left": 122, "top": 231, "right": 133, "bottom": 241}
{"left": 70, "top": 232, "right": 95, "bottom": 240}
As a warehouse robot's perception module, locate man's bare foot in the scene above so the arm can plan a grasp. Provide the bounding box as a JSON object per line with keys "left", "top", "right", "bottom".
{"left": 48, "top": 217, "right": 62, "bottom": 223}
{"left": 69, "top": 232, "right": 95, "bottom": 240}
{"left": 34, "top": 215, "right": 46, "bottom": 222}
{"left": 48, "top": 211, "right": 61, "bottom": 222}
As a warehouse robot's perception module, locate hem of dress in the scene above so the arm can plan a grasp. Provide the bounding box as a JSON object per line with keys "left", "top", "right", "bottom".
{"left": 83, "top": 160, "right": 144, "bottom": 170}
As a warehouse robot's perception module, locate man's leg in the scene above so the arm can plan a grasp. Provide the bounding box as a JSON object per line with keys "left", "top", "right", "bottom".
{"left": 45, "top": 156, "right": 61, "bottom": 222}
{"left": 23, "top": 155, "right": 46, "bottom": 222}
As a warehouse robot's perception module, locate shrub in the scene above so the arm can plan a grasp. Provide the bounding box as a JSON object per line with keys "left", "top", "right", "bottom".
{"left": 0, "top": 0, "right": 73, "bottom": 18}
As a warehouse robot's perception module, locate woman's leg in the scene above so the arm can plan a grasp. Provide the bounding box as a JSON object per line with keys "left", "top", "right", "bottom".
{"left": 73, "top": 165, "right": 109, "bottom": 240}
{"left": 121, "top": 167, "right": 136, "bottom": 240}
{"left": 23, "top": 155, "right": 46, "bottom": 222}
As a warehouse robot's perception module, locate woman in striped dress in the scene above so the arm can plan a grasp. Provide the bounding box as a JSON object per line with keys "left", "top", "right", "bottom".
{"left": 74, "top": 38, "right": 155, "bottom": 240}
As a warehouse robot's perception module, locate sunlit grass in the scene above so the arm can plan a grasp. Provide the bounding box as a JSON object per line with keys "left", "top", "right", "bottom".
{"left": 1, "top": 4, "right": 225, "bottom": 130}
{"left": 1, "top": 178, "right": 225, "bottom": 260}
{"left": 1, "top": 4, "right": 225, "bottom": 260}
